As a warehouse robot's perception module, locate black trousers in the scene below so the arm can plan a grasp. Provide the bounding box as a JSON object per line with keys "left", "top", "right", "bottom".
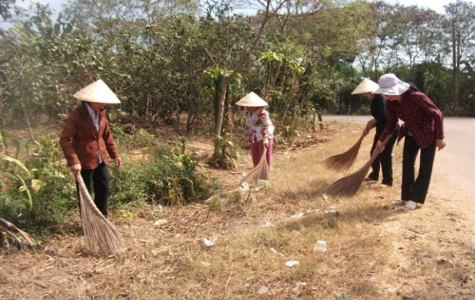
{"left": 76, "top": 163, "right": 109, "bottom": 216}
{"left": 369, "top": 128, "right": 399, "bottom": 185}
{"left": 401, "top": 135, "right": 436, "bottom": 204}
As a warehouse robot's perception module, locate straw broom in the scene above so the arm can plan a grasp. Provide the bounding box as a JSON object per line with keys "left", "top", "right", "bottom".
{"left": 241, "top": 147, "right": 269, "bottom": 185}
{"left": 325, "top": 135, "right": 392, "bottom": 197}
{"left": 323, "top": 132, "right": 365, "bottom": 171}
{"left": 76, "top": 174, "right": 124, "bottom": 256}
{"left": 0, "top": 217, "right": 36, "bottom": 247}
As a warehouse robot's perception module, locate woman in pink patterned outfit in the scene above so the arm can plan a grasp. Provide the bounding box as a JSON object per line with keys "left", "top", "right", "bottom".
{"left": 235, "top": 92, "right": 275, "bottom": 175}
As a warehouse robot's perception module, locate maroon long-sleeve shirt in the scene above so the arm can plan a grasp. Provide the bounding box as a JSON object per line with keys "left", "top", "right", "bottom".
{"left": 379, "top": 91, "right": 444, "bottom": 149}
{"left": 60, "top": 102, "right": 119, "bottom": 169}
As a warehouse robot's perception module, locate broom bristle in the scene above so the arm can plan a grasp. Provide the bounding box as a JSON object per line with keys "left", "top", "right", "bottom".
{"left": 0, "top": 217, "right": 36, "bottom": 247}
{"left": 325, "top": 135, "right": 392, "bottom": 197}
{"left": 323, "top": 133, "right": 365, "bottom": 171}
{"left": 241, "top": 148, "right": 269, "bottom": 185}
{"left": 77, "top": 175, "right": 124, "bottom": 256}
{"left": 325, "top": 158, "right": 373, "bottom": 197}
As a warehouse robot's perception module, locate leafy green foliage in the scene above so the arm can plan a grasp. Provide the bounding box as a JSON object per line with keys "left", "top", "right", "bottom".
{"left": 0, "top": 136, "right": 76, "bottom": 233}
{"left": 109, "top": 137, "right": 218, "bottom": 207}
{"left": 210, "top": 133, "right": 238, "bottom": 170}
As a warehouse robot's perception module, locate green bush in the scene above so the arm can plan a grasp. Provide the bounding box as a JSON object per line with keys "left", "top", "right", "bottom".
{"left": 109, "top": 137, "right": 218, "bottom": 207}
{"left": 110, "top": 123, "right": 158, "bottom": 150}
{"left": 0, "top": 136, "right": 76, "bottom": 233}
{"left": 108, "top": 161, "right": 152, "bottom": 205}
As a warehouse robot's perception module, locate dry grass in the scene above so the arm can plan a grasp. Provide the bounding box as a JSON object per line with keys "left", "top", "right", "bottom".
{"left": 1, "top": 121, "right": 475, "bottom": 300}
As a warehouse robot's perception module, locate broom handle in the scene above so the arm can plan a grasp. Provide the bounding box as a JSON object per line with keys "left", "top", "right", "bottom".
{"left": 370, "top": 135, "right": 392, "bottom": 160}
{"left": 75, "top": 172, "right": 82, "bottom": 185}
{"left": 355, "top": 135, "right": 393, "bottom": 173}
{"left": 261, "top": 147, "right": 267, "bottom": 161}
{"left": 75, "top": 173, "right": 88, "bottom": 197}
{"left": 75, "top": 173, "right": 104, "bottom": 215}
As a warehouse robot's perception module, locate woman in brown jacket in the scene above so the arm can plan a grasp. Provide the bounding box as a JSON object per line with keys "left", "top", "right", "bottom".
{"left": 60, "top": 80, "right": 121, "bottom": 216}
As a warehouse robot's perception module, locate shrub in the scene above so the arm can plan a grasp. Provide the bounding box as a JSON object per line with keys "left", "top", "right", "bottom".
{"left": 109, "top": 137, "right": 218, "bottom": 208}
{"left": 0, "top": 136, "right": 76, "bottom": 233}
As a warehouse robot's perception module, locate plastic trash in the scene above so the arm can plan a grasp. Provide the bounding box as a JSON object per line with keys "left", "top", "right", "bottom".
{"left": 257, "top": 180, "right": 271, "bottom": 188}
{"left": 291, "top": 212, "right": 304, "bottom": 219}
{"left": 257, "top": 286, "right": 268, "bottom": 295}
{"left": 255, "top": 180, "right": 271, "bottom": 191}
{"left": 202, "top": 238, "right": 216, "bottom": 247}
{"left": 324, "top": 209, "right": 339, "bottom": 215}
{"left": 153, "top": 219, "right": 167, "bottom": 226}
{"left": 240, "top": 181, "right": 250, "bottom": 192}
{"left": 285, "top": 260, "right": 300, "bottom": 268}
{"left": 155, "top": 205, "right": 163, "bottom": 212}
{"left": 262, "top": 221, "right": 274, "bottom": 227}
{"left": 313, "top": 240, "right": 328, "bottom": 252}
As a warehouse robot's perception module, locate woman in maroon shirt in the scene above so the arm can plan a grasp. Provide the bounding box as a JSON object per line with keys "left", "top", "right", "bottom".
{"left": 374, "top": 74, "right": 446, "bottom": 211}
{"left": 60, "top": 80, "right": 121, "bottom": 216}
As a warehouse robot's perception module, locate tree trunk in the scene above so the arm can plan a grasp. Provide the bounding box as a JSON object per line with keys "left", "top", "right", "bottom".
{"left": 451, "top": 21, "right": 458, "bottom": 107}
{"left": 17, "top": 55, "right": 36, "bottom": 143}
{"left": 214, "top": 82, "right": 228, "bottom": 138}
{"left": 211, "top": 0, "right": 282, "bottom": 159}
{"left": 318, "top": 113, "right": 324, "bottom": 130}
{"left": 21, "top": 104, "right": 36, "bottom": 143}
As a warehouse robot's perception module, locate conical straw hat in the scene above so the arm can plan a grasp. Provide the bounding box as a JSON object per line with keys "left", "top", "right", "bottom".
{"left": 73, "top": 80, "right": 121, "bottom": 104}
{"left": 351, "top": 78, "right": 379, "bottom": 94}
{"left": 235, "top": 92, "right": 268, "bottom": 107}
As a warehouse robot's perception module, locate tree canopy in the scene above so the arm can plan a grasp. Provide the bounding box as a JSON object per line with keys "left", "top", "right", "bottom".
{"left": 1, "top": 0, "right": 474, "bottom": 144}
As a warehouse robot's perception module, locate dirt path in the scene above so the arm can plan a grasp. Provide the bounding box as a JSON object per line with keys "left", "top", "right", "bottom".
{"left": 431, "top": 117, "right": 475, "bottom": 218}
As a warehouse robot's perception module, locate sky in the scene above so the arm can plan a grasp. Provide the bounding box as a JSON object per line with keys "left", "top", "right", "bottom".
{"left": 15, "top": 0, "right": 475, "bottom": 16}
{"left": 382, "top": 0, "right": 472, "bottom": 13}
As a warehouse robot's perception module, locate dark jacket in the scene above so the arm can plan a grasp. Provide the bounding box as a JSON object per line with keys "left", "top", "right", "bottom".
{"left": 60, "top": 102, "right": 119, "bottom": 169}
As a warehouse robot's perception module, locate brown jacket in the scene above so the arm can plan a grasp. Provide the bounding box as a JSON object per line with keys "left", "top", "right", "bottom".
{"left": 60, "top": 102, "right": 119, "bottom": 169}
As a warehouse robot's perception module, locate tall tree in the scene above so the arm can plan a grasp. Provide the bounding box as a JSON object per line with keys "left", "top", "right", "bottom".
{"left": 0, "top": 4, "right": 80, "bottom": 135}
{"left": 397, "top": 5, "right": 445, "bottom": 76}
{"left": 443, "top": 0, "right": 475, "bottom": 108}
{"left": 0, "top": 0, "right": 18, "bottom": 20}
{"left": 353, "top": 1, "right": 394, "bottom": 76}
{"left": 64, "top": 0, "right": 199, "bottom": 38}
{"left": 196, "top": 0, "right": 289, "bottom": 161}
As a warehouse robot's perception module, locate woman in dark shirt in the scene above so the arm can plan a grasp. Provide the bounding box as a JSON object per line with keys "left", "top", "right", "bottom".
{"left": 374, "top": 74, "right": 446, "bottom": 211}
{"left": 351, "top": 78, "right": 399, "bottom": 186}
